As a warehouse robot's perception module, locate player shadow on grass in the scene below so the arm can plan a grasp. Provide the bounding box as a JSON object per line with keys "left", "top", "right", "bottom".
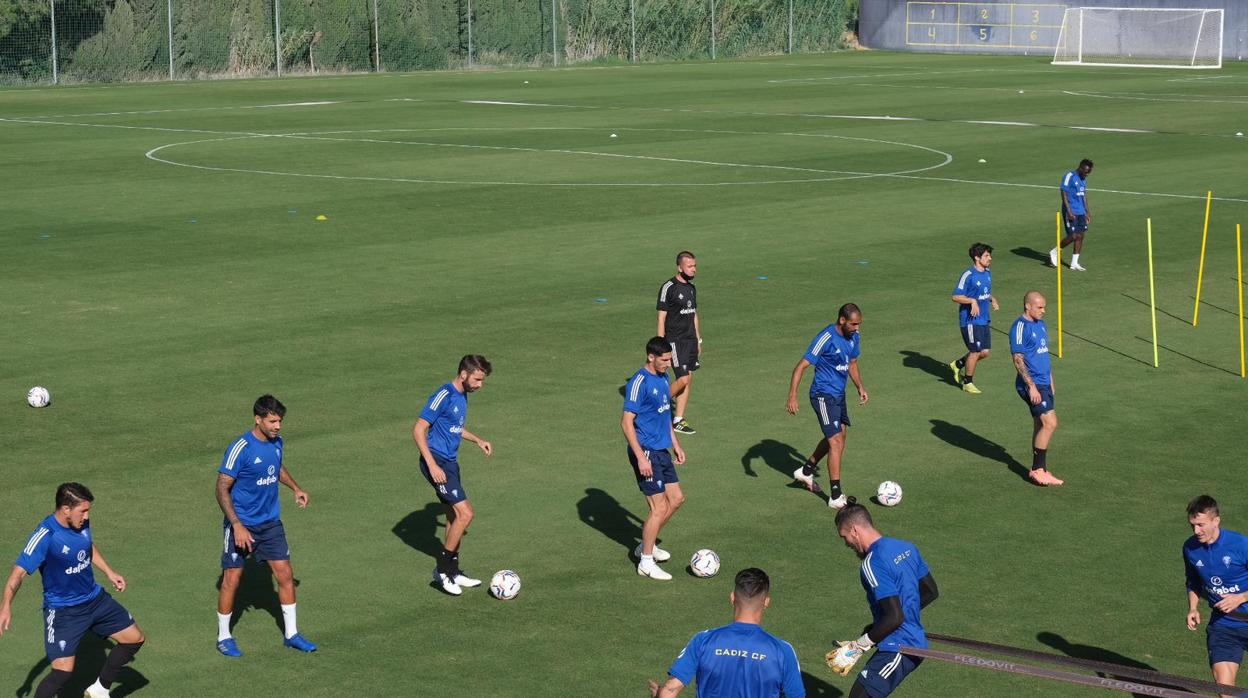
{"left": 16, "top": 632, "right": 149, "bottom": 697}
{"left": 801, "top": 671, "right": 844, "bottom": 697}
{"left": 1011, "top": 246, "right": 1051, "bottom": 264}
{"left": 1037, "top": 632, "right": 1180, "bottom": 698}
{"left": 577, "top": 487, "right": 644, "bottom": 552}
{"left": 899, "top": 351, "right": 959, "bottom": 388}
{"left": 214, "top": 557, "right": 297, "bottom": 637}
{"left": 928, "top": 419, "right": 1032, "bottom": 483}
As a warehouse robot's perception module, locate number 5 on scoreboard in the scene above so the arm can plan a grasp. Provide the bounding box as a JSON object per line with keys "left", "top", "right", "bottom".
{"left": 978, "top": 27, "right": 988, "bottom": 40}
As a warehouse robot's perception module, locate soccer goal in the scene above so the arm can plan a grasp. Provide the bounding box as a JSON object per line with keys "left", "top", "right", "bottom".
{"left": 1052, "top": 7, "right": 1223, "bottom": 69}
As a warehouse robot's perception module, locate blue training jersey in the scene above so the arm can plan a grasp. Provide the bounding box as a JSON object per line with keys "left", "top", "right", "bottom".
{"left": 668, "top": 621, "right": 806, "bottom": 698}
{"left": 803, "top": 325, "right": 860, "bottom": 398}
{"left": 623, "top": 367, "right": 672, "bottom": 451}
{"left": 861, "top": 536, "right": 930, "bottom": 653}
{"left": 953, "top": 267, "right": 992, "bottom": 327}
{"left": 1184, "top": 529, "right": 1248, "bottom": 629}
{"left": 219, "top": 431, "right": 284, "bottom": 527}
{"left": 15, "top": 514, "right": 103, "bottom": 609}
{"left": 1061, "top": 170, "right": 1087, "bottom": 215}
{"left": 1009, "top": 316, "right": 1052, "bottom": 387}
{"left": 420, "top": 382, "right": 469, "bottom": 460}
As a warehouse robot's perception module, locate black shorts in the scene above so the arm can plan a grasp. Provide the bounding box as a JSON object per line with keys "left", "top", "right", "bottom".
{"left": 1015, "top": 379, "right": 1055, "bottom": 416}
{"left": 960, "top": 324, "right": 991, "bottom": 352}
{"left": 628, "top": 447, "right": 678, "bottom": 496}
{"left": 43, "top": 591, "right": 134, "bottom": 660}
{"left": 670, "top": 339, "right": 700, "bottom": 378}
{"left": 222, "top": 519, "right": 290, "bottom": 568}
{"left": 1062, "top": 205, "right": 1089, "bottom": 235}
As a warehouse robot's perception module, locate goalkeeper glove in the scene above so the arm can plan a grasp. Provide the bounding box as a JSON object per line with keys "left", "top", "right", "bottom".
{"left": 825, "top": 635, "right": 873, "bottom": 677}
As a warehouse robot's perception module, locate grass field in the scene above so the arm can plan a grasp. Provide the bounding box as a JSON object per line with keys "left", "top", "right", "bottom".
{"left": 2, "top": 50, "right": 1248, "bottom": 697}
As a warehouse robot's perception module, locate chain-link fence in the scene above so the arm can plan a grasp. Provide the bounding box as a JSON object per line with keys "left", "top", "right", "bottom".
{"left": 0, "top": 0, "right": 853, "bottom": 84}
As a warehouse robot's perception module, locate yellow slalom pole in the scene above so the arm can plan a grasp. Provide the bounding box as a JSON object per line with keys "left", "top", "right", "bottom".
{"left": 1055, "top": 211, "right": 1063, "bottom": 358}
{"left": 1237, "top": 223, "right": 1245, "bottom": 378}
{"left": 1148, "top": 219, "right": 1159, "bottom": 368}
{"left": 1193, "top": 190, "right": 1212, "bottom": 326}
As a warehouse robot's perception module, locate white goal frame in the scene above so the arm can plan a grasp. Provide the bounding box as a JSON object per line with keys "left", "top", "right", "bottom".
{"left": 1052, "top": 7, "right": 1223, "bottom": 69}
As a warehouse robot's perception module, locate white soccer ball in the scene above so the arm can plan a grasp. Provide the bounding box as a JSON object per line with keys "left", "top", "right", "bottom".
{"left": 690, "top": 549, "right": 720, "bottom": 578}
{"left": 876, "top": 481, "right": 903, "bottom": 507}
{"left": 26, "top": 386, "right": 50, "bottom": 408}
{"left": 490, "top": 570, "right": 521, "bottom": 600}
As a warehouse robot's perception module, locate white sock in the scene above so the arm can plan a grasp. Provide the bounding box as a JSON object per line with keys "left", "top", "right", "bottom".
{"left": 1072, "top": 253, "right": 1081, "bottom": 265}
{"left": 1050, "top": 247, "right": 1058, "bottom": 255}
{"left": 674, "top": 415, "right": 682, "bottom": 422}
{"left": 88, "top": 679, "right": 107, "bottom": 695}
{"left": 640, "top": 554, "right": 654, "bottom": 567}
{"left": 217, "top": 612, "right": 232, "bottom": 642}
{"left": 282, "top": 603, "right": 298, "bottom": 639}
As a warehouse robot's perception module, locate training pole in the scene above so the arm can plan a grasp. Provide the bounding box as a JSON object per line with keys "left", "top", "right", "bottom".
{"left": 1148, "top": 219, "right": 1159, "bottom": 368}
{"left": 1055, "top": 212, "right": 1063, "bottom": 358}
{"left": 1238, "top": 223, "right": 1245, "bottom": 378}
{"left": 1193, "top": 190, "right": 1212, "bottom": 325}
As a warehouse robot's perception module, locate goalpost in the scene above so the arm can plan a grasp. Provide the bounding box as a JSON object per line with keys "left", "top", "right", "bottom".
{"left": 1053, "top": 7, "right": 1223, "bottom": 69}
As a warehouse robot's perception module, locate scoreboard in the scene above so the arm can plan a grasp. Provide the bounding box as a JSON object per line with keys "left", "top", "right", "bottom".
{"left": 905, "top": 2, "right": 1065, "bottom": 51}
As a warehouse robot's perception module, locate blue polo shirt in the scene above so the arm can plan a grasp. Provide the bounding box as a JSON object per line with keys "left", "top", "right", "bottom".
{"left": 15, "top": 515, "right": 103, "bottom": 609}
{"left": 668, "top": 621, "right": 806, "bottom": 698}
{"left": 420, "top": 382, "right": 469, "bottom": 460}
{"left": 1009, "top": 316, "right": 1052, "bottom": 387}
{"left": 953, "top": 267, "right": 992, "bottom": 327}
{"left": 803, "top": 325, "right": 860, "bottom": 397}
{"left": 623, "top": 367, "right": 672, "bottom": 451}
{"left": 860, "top": 536, "right": 930, "bottom": 653}
{"left": 1184, "top": 529, "right": 1248, "bottom": 629}
{"left": 1061, "top": 170, "right": 1087, "bottom": 215}
{"left": 219, "top": 431, "right": 284, "bottom": 527}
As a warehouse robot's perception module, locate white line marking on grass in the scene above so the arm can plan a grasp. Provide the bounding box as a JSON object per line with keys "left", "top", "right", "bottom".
{"left": 1062, "top": 90, "right": 1248, "bottom": 105}
{"left": 957, "top": 120, "right": 1038, "bottom": 127}
{"left": 1069, "top": 126, "right": 1153, "bottom": 134}
{"left": 15, "top": 100, "right": 344, "bottom": 119}
{"left": 142, "top": 126, "right": 953, "bottom": 187}
{"left": 462, "top": 100, "right": 596, "bottom": 108}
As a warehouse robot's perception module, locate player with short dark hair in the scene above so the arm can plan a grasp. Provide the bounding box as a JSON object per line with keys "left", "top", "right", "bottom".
{"left": 949, "top": 243, "right": 999, "bottom": 394}
{"left": 1050, "top": 158, "right": 1094, "bottom": 271}
{"left": 624, "top": 337, "right": 688, "bottom": 581}
{"left": 1, "top": 483, "right": 145, "bottom": 698}
{"left": 787, "top": 303, "right": 869, "bottom": 509}
{"left": 829, "top": 504, "right": 939, "bottom": 698}
{"left": 1183, "top": 495, "right": 1248, "bottom": 693}
{"left": 413, "top": 355, "right": 494, "bottom": 596}
{"left": 1009, "top": 292, "right": 1063, "bottom": 486}
{"left": 215, "top": 394, "right": 316, "bottom": 656}
{"left": 648, "top": 567, "right": 805, "bottom": 697}
{"left": 658, "top": 251, "right": 702, "bottom": 435}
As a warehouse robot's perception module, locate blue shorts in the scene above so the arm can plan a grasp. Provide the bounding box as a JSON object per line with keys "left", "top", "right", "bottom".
{"left": 1207, "top": 621, "right": 1248, "bottom": 665}
{"left": 854, "top": 650, "right": 923, "bottom": 698}
{"left": 43, "top": 590, "right": 134, "bottom": 661}
{"left": 811, "top": 393, "right": 850, "bottom": 437}
{"left": 222, "top": 518, "right": 290, "bottom": 568}
{"left": 1063, "top": 208, "right": 1089, "bottom": 235}
{"left": 1015, "top": 380, "right": 1055, "bottom": 416}
{"left": 419, "top": 454, "right": 468, "bottom": 504}
{"left": 960, "top": 324, "right": 991, "bottom": 352}
{"left": 629, "top": 447, "right": 678, "bottom": 496}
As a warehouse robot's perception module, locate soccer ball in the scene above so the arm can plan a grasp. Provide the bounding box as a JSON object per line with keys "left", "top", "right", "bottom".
{"left": 876, "top": 481, "right": 903, "bottom": 507}
{"left": 26, "top": 387, "right": 50, "bottom": 408}
{"left": 490, "top": 570, "right": 521, "bottom": 600}
{"left": 690, "top": 549, "right": 720, "bottom": 578}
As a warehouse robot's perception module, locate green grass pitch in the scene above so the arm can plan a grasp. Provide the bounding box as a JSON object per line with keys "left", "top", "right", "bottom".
{"left": 2, "top": 51, "right": 1247, "bottom": 696}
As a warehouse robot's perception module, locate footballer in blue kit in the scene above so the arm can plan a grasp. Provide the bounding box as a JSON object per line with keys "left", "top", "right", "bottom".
{"left": 413, "top": 355, "right": 494, "bottom": 596}
{"left": 624, "top": 336, "right": 688, "bottom": 581}
{"left": 1184, "top": 495, "right": 1248, "bottom": 691}
{"left": 215, "top": 395, "right": 316, "bottom": 657}
{"left": 787, "top": 303, "right": 868, "bottom": 509}
{"left": 948, "top": 243, "right": 999, "bottom": 395}
{"left": 650, "top": 568, "right": 805, "bottom": 698}
{"left": 0, "top": 483, "right": 145, "bottom": 698}
{"left": 1050, "top": 158, "right": 1094, "bottom": 271}
{"left": 1009, "top": 292, "right": 1064, "bottom": 486}
{"left": 831, "top": 505, "right": 939, "bottom": 698}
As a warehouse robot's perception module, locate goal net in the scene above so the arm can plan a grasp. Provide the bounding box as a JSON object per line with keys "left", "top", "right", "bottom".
{"left": 1052, "top": 7, "right": 1223, "bottom": 69}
